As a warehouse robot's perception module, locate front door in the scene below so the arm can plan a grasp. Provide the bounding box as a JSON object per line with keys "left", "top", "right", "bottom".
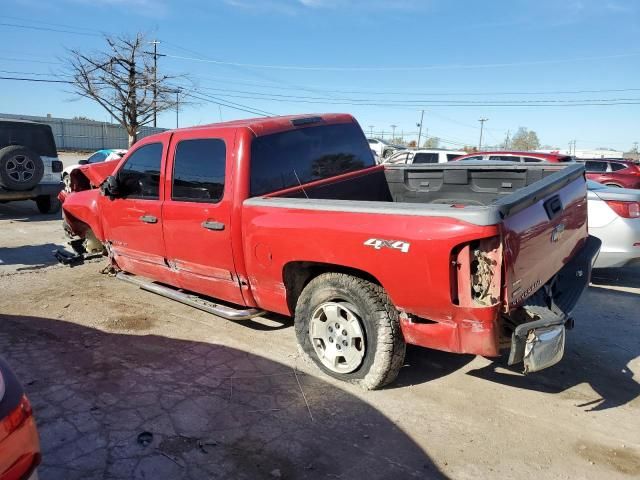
{"left": 100, "top": 138, "right": 170, "bottom": 281}
{"left": 162, "top": 130, "right": 244, "bottom": 305}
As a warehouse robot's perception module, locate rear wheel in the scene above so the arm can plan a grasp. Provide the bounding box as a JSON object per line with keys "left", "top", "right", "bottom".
{"left": 0, "top": 145, "right": 44, "bottom": 191}
{"left": 35, "top": 195, "right": 61, "bottom": 214}
{"left": 295, "top": 273, "right": 406, "bottom": 390}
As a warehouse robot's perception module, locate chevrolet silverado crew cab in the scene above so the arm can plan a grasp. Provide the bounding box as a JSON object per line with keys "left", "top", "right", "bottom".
{"left": 0, "top": 119, "right": 64, "bottom": 213}
{"left": 60, "top": 114, "right": 600, "bottom": 389}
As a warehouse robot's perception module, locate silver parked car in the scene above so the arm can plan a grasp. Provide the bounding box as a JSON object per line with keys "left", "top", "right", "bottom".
{"left": 587, "top": 181, "right": 640, "bottom": 268}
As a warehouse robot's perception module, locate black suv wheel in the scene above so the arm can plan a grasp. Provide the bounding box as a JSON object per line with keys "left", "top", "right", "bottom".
{"left": 0, "top": 145, "right": 45, "bottom": 191}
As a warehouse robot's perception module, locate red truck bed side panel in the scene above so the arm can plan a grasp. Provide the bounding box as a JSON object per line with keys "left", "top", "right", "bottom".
{"left": 242, "top": 204, "right": 501, "bottom": 354}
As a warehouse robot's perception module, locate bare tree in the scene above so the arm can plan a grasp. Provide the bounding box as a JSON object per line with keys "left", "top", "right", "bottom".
{"left": 67, "top": 33, "right": 183, "bottom": 146}
{"left": 510, "top": 127, "right": 541, "bottom": 151}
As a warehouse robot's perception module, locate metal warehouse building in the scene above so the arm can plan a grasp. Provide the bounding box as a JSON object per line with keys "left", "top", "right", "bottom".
{"left": 0, "top": 113, "right": 165, "bottom": 150}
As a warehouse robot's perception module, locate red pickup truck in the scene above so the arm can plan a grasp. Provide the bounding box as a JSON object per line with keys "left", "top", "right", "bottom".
{"left": 60, "top": 114, "right": 600, "bottom": 389}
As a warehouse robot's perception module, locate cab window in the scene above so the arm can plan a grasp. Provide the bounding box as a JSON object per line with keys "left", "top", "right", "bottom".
{"left": 117, "top": 143, "right": 163, "bottom": 199}
{"left": 172, "top": 138, "right": 226, "bottom": 203}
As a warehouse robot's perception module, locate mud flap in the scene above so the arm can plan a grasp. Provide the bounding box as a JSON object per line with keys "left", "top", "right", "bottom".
{"left": 508, "top": 307, "right": 566, "bottom": 373}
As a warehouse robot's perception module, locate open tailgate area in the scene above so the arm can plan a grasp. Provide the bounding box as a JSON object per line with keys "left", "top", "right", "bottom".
{"left": 498, "top": 164, "right": 589, "bottom": 309}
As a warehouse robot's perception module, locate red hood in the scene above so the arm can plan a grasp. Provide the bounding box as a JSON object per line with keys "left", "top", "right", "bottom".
{"left": 74, "top": 161, "right": 120, "bottom": 188}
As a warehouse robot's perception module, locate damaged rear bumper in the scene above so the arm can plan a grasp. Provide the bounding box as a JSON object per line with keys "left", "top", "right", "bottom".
{"left": 507, "top": 235, "right": 601, "bottom": 372}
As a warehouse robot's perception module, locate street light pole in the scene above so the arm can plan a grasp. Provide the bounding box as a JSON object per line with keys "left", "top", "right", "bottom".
{"left": 391, "top": 124, "right": 397, "bottom": 141}
{"left": 478, "top": 118, "right": 488, "bottom": 150}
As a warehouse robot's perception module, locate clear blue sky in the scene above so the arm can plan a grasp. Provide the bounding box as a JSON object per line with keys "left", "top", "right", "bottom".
{"left": 1, "top": 0, "right": 639, "bottom": 150}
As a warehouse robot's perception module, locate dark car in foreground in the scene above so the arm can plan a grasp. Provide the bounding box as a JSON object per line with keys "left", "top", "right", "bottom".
{"left": 0, "top": 357, "right": 40, "bottom": 480}
{"left": 580, "top": 159, "right": 640, "bottom": 189}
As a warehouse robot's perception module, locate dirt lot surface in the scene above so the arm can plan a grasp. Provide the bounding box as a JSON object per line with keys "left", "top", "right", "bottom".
{"left": 1, "top": 195, "right": 639, "bottom": 479}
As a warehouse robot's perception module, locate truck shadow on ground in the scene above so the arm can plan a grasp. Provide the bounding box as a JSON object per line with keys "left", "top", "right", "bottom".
{"left": 466, "top": 287, "right": 640, "bottom": 412}
{"left": 0, "top": 201, "right": 61, "bottom": 222}
{"left": 0, "top": 244, "right": 65, "bottom": 270}
{"left": 591, "top": 265, "right": 640, "bottom": 289}
{"left": 0, "top": 314, "right": 446, "bottom": 480}
{"left": 392, "top": 347, "right": 476, "bottom": 388}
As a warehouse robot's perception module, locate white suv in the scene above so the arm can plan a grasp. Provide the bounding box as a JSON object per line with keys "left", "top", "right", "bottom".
{"left": 0, "top": 119, "right": 63, "bottom": 213}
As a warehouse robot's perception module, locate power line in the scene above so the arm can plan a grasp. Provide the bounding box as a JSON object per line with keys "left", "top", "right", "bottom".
{"left": 188, "top": 84, "right": 640, "bottom": 105}
{"left": 162, "top": 51, "right": 640, "bottom": 72}
{"left": 0, "top": 22, "right": 101, "bottom": 37}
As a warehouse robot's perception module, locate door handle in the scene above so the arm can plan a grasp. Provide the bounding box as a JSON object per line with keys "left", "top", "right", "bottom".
{"left": 140, "top": 215, "right": 158, "bottom": 224}
{"left": 201, "top": 220, "right": 225, "bottom": 231}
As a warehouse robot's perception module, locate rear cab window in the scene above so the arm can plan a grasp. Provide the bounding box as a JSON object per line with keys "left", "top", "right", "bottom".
{"left": 250, "top": 122, "right": 375, "bottom": 196}
{"left": 172, "top": 138, "right": 226, "bottom": 203}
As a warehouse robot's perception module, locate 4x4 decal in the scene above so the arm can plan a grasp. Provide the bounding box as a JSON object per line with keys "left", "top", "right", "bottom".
{"left": 363, "top": 238, "right": 411, "bottom": 253}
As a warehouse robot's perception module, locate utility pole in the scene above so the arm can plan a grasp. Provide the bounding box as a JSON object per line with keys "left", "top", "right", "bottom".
{"left": 368, "top": 125, "right": 374, "bottom": 137}
{"left": 634, "top": 141, "right": 638, "bottom": 153}
{"left": 391, "top": 124, "right": 397, "bottom": 141}
{"left": 150, "top": 40, "right": 160, "bottom": 128}
{"left": 416, "top": 110, "right": 425, "bottom": 148}
{"left": 504, "top": 130, "right": 510, "bottom": 150}
{"left": 478, "top": 118, "right": 488, "bottom": 150}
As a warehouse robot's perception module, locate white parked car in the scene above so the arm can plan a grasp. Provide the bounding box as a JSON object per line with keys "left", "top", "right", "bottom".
{"left": 383, "top": 149, "right": 466, "bottom": 165}
{"left": 62, "top": 148, "right": 126, "bottom": 191}
{"left": 367, "top": 138, "right": 403, "bottom": 159}
{"left": 587, "top": 181, "right": 640, "bottom": 268}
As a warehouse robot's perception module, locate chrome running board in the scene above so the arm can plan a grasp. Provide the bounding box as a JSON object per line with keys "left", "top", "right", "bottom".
{"left": 116, "top": 272, "right": 264, "bottom": 321}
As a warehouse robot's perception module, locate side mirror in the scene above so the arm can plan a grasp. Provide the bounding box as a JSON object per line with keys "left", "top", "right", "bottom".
{"left": 101, "top": 175, "right": 121, "bottom": 199}
{"left": 78, "top": 159, "right": 89, "bottom": 165}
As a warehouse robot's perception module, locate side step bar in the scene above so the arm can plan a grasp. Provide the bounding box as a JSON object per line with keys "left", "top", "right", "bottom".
{"left": 116, "top": 272, "right": 264, "bottom": 321}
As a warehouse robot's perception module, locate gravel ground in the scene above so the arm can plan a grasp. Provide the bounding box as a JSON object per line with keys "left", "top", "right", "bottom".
{"left": 0, "top": 197, "right": 638, "bottom": 479}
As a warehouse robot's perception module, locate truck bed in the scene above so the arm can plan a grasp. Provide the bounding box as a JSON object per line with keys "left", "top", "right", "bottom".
{"left": 252, "top": 162, "right": 585, "bottom": 226}
{"left": 244, "top": 162, "right": 589, "bottom": 317}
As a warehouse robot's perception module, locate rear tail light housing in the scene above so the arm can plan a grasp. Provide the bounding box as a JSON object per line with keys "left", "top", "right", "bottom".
{"left": 451, "top": 236, "right": 502, "bottom": 307}
{"left": 605, "top": 200, "right": 640, "bottom": 218}
{"left": 52, "top": 160, "right": 64, "bottom": 173}
{"left": 0, "top": 395, "right": 33, "bottom": 444}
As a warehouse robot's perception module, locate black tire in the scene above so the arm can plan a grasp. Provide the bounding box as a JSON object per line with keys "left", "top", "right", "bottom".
{"left": 62, "top": 173, "right": 71, "bottom": 192}
{"left": 295, "top": 273, "right": 406, "bottom": 390}
{"left": 0, "top": 145, "right": 44, "bottom": 191}
{"left": 35, "top": 195, "right": 61, "bottom": 214}
{"left": 382, "top": 149, "right": 394, "bottom": 159}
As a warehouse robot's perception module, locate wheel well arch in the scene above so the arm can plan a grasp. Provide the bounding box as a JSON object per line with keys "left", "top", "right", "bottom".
{"left": 603, "top": 182, "right": 623, "bottom": 188}
{"left": 282, "top": 261, "right": 382, "bottom": 314}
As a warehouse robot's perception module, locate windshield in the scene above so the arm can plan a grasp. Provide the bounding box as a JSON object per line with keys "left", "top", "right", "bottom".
{"left": 250, "top": 122, "right": 375, "bottom": 196}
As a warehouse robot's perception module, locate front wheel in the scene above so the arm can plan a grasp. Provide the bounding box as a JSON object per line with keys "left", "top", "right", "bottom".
{"left": 295, "top": 273, "right": 406, "bottom": 390}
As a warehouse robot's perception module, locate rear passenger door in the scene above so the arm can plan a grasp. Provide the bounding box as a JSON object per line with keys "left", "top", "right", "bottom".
{"left": 162, "top": 129, "right": 245, "bottom": 306}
